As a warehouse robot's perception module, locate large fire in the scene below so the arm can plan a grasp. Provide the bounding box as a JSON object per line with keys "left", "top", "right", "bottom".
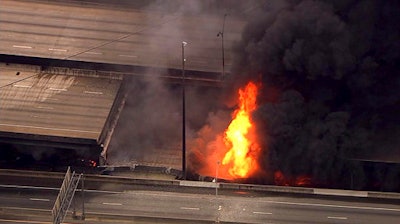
{"left": 220, "top": 81, "right": 261, "bottom": 179}
{"left": 192, "top": 81, "right": 314, "bottom": 186}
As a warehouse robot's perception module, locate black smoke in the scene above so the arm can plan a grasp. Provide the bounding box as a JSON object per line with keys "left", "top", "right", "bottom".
{"left": 227, "top": 0, "right": 400, "bottom": 191}
{"left": 107, "top": 74, "right": 223, "bottom": 168}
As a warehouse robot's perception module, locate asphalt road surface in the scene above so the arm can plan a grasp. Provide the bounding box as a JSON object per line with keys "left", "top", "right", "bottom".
{"left": 0, "top": 0, "right": 248, "bottom": 73}
{"left": 0, "top": 174, "right": 399, "bottom": 224}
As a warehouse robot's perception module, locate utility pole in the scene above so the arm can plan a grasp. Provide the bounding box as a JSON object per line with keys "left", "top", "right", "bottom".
{"left": 81, "top": 176, "right": 85, "bottom": 220}
{"left": 215, "top": 161, "right": 220, "bottom": 196}
{"left": 182, "top": 41, "right": 187, "bottom": 180}
{"left": 217, "top": 14, "right": 227, "bottom": 80}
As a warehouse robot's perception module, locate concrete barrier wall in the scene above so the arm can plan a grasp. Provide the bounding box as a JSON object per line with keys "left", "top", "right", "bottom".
{"left": 0, "top": 63, "right": 41, "bottom": 73}
{"left": 180, "top": 180, "right": 218, "bottom": 188}
{"left": 0, "top": 169, "right": 65, "bottom": 179}
{"left": 1, "top": 169, "right": 399, "bottom": 200}
{"left": 88, "top": 174, "right": 180, "bottom": 186}
{"left": 313, "top": 188, "right": 368, "bottom": 197}
{"left": 367, "top": 191, "right": 400, "bottom": 200}
{"left": 220, "top": 183, "right": 314, "bottom": 194}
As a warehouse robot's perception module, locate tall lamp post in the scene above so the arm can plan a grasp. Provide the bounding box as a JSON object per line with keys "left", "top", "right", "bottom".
{"left": 215, "top": 161, "right": 220, "bottom": 196}
{"left": 217, "top": 14, "right": 227, "bottom": 80}
{"left": 182, "top": 41, "right": 187, "bottom": 180}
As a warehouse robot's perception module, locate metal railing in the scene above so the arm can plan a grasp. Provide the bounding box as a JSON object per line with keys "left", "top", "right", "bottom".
{"left": 52, "top": 167, "right": 83, "bottom": 224}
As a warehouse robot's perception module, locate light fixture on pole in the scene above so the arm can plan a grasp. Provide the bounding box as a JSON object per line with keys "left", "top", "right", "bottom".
{"left": 182, "top": 41, "right": 187, "bottom": 180}
{"left": 217, "top": 14, "right": 227, "bottom": 80}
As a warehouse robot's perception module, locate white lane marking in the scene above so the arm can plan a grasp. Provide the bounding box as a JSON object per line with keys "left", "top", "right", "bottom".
{"left": 36, "top": 106, "right": 54, "bottom": 110}
{"left": 253, "top": 211, "right": 272, "bottom": 215}
{"left": 264, "top": 200, "right": 400, "bottom": 212}
{"left": 0, "top": 123, "right": 99, "bottom": 134}
{"left": 118, "top": 54, "right": 137, "bottom": 58}
{"left": 180, "top": 207, "right": 200, "bottom": 211}
{"left": 84, "top": 51, "right": 103, "bottom": 55}
{"left": 29, "top": 198, "right": 50, "bottom": 202}
{"left": 49, "top": 87, "right": 67, "bottom": 91}
{"left": 12, "top": 45, "right": 32, "bottom": 49}
{"left": 13, "top": 84, "right": 32, "bottom": 88}
{"left": 102, "top": 202, "right": 122, "bottom": 206}
{"left": 48, "top": 48, "right": 67, "bottom": 52}
{"left": 84, "top": 91, "right": 103, "bottom": 95}
{"left": 327, "top": 216, "right": 348, "bottom": 220}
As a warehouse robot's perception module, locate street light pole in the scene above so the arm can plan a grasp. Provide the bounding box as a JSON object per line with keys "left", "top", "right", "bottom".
{"left": 217, "top": 14, "right": 227, "bottom": 80}
{"left": 215, "top": 161, "right": 220, "bottom": 196}
{"left": 182, "top": 41, "right": 187, "bottom": 180}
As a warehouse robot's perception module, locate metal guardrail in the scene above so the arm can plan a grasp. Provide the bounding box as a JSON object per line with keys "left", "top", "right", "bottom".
{"left": 52, "top": 167, "right": 83, "bottom": 224}
{"left": 52, "top": 167, "right": 72, "bottom": 223}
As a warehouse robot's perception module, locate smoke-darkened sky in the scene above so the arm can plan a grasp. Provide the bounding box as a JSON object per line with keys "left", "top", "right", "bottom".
{"left": 226, "top": 0, "right": 400, "bottom": 191}
{"left": 108, "top": 0, "right": 399, "bottom": 192}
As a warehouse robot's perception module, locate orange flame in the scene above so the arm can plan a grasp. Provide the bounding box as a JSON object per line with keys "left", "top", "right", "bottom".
{"left": 221, "top": 81, "right": 260, "bottom": 179}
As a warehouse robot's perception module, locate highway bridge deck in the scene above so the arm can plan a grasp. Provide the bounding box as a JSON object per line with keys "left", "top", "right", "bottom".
{"left": 0, "top": 63, "right": 121, "bottom": 140}
{"left": 0, "top": 62, "right": 123, "bottom": 169}
{"left": 0, "top": 64, "right": 121, "bottom": 139}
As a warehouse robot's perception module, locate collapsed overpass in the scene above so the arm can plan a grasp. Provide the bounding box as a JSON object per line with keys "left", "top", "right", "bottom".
{"left": 0, "top": 55, "right": 222, "bottom": 171}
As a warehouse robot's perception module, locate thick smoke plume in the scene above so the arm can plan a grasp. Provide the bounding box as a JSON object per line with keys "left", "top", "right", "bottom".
{"left": 107, "top": 0, "right": 400, "bottom": 192}
{"left": 107, "top": 0, "right": 260, "bottom": 168}
{"left": 227, "top": 0, "right": 400, "bottom": 191}
{"left": 108, "top": 74, "right": 222, "bottom": 168}
{"left": 106, "top": 0, "right": 227, "bottom": 167}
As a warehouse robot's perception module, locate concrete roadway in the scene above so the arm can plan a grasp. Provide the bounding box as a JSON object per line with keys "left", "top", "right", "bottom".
{"left": 0, "top": 183, "right": 399, "bottom": 223}
{"left": 0, "top": 0, "right": 247, "bottom": 73}
{"left": 0, "top": 65, "right": 121, "bottom": 139}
